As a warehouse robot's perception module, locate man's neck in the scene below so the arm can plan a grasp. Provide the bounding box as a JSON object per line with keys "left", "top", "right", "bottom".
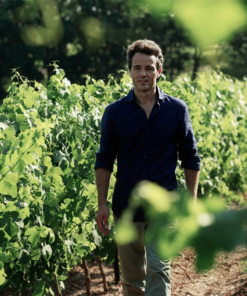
{"left": 133, "top": 87, "right": 158, "bottom": 106}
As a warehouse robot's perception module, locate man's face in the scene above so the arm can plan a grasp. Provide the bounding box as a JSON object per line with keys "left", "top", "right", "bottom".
{"left": 129, "top": 52, "right": 162, "bottom": 93}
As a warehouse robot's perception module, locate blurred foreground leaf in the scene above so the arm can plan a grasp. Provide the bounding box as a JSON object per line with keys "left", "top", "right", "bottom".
{"left": 174, "top": 0, "right": 247, "bottom": 48}
{"left": 18, "top": 0, "right": 64, "bottom": 47}
{"left": 80, "top": 17, "right": 105, "bottom": 48}
{"left": 143, "top": 0, "right": 247, "bottom": 48}
{"left": 115, "top": 220, "right": 137, "bottom": 245}
{"left": 117, "top": 181, "right": 247, "bottom": 272}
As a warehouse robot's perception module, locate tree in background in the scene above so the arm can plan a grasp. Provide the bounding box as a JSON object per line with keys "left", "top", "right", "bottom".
{"left": 0, "top": 0, "right": 202, "bottom": 102}
{"left": 1, "top": 0, "right": 247, "bottom": 103}
{"left": 218, "top": 30, "right": 247, "bottom": 80}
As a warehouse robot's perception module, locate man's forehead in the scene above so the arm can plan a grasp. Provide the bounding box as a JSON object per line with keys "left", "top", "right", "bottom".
{"left": 132, "top": 52, "right": 157, "bottom": 65}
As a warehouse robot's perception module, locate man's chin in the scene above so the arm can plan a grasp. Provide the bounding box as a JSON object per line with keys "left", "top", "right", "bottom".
{"left": 136, "top": 85, "right": 151, "bottom": 92}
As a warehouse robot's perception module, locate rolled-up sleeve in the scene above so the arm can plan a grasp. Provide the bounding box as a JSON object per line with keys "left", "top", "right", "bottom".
{"left": 177, "top": 106, "right": 201, "bottom": 170}
{"left": 94, "top": 106, "right": 118, "bottom": 172}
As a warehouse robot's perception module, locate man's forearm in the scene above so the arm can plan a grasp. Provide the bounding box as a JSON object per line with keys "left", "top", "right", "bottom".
{"left": 184, "top": 168, "right": 200, "bottom": 200}
{"left": 95, "top": 168, "right": 112, "bottom": 207}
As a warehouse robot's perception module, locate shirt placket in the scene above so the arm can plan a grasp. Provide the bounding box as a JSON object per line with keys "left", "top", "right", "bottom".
{"left": 141, "top": 101, "right": 160, "bottom": 179}
{"left": 142, "top": 121, "right": 149, "bottom": 179}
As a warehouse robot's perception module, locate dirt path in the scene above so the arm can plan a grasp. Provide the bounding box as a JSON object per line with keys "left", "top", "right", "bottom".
{"left": 62, "top": 247, "right": 247, "bottom": 296}
{"left": 171, "top": 248, "right": 247, "bottom": 296}
{"left": 2, "top": 247, "right": 247, "bottom": 296}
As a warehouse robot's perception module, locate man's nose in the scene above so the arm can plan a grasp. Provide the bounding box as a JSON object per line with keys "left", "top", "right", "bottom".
{"left": 140, "top": 70, "right": 147, "bottom": 76}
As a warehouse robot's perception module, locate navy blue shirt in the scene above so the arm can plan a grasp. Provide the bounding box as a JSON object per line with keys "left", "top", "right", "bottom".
{"left": 95, "top": 87, "right": 201, "bottom": 221}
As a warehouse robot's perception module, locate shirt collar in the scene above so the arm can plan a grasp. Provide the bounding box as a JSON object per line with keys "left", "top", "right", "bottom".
{"left": 125, "top": 86, "right": 168, "bottom": 102}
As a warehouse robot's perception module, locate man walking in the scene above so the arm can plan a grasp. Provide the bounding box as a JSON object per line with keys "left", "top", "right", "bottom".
{"left": 95, "top": 39, "right": 200, "bottom": 295}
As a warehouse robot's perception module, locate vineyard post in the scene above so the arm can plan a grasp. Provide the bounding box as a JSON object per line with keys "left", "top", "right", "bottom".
{"left": 114, "top": 248, "right": 120, "bottom": 284}
{"left": 98, "top": 257, "right": 109, "bottom": 293}
{"left": 53, "top": 274, "right": 62, "bottom": 296}
{"left": 82, "top": 259, "right": 91, "bottom": 296}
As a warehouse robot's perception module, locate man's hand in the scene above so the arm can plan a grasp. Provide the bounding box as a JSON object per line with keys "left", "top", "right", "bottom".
{"left": 95, "top": 205, "right": 110, "bottom": 236}
{"left": 95, "top": 168, "right": 111, "bottom": 235}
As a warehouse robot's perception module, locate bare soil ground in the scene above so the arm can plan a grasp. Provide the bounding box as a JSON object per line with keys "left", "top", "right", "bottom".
{"left": 62, "top": 247, "right": 247, "bottom": 296}
{"left": 1, "top": 247, "right": 247, "bottom": 295}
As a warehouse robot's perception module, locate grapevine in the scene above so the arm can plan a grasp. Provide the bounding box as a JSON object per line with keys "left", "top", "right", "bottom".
{"left": 0, "top": 64, "right": 247, "bottom": 293}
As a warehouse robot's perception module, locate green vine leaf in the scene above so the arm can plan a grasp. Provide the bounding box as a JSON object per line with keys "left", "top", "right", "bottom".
{"left": 0, "top": 173, "right": 18, "bottom": 197}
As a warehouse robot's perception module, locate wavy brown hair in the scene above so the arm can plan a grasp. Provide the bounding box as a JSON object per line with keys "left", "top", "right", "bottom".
{"left": 127, "top": 39, "right": 164, "bottom": 70}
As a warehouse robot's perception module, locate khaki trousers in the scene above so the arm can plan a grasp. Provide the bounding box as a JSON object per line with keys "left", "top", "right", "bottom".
{"left": 114, "top": 217, "right": 171, "bottom": 296}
